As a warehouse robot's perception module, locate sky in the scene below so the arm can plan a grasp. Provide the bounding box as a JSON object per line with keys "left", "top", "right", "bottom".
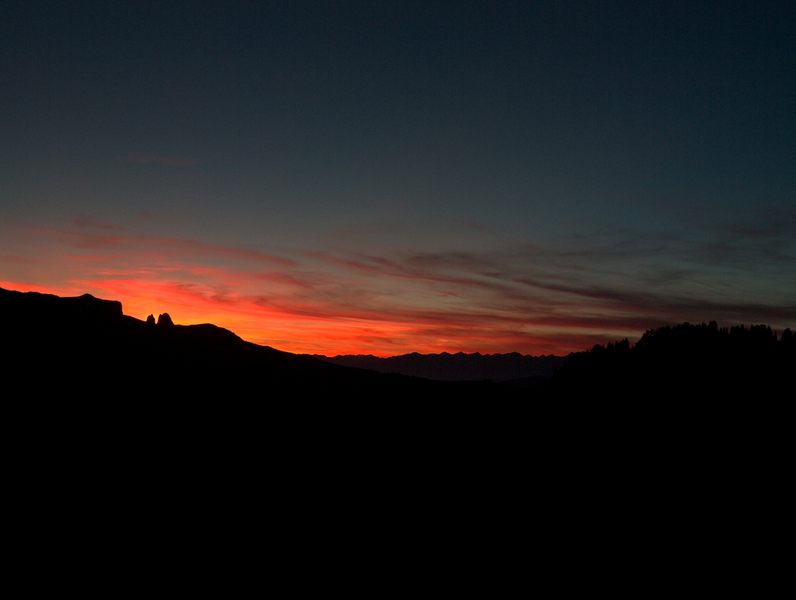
{"left": 1, "top": 0, "right": 794, "bottom": 355}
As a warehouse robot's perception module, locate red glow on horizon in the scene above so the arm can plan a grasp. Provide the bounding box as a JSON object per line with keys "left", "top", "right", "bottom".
{"left": 0, "top": 278, "right": 611, "bottom": 356}
{"left": 0, "top": 227, "right": 658, "bottom": 357}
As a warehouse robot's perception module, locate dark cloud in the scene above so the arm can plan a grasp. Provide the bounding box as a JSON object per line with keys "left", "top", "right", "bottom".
{"left": 54, "top": 229, "right": 294, "bottom": 267}
{"left": 311, "top": 234, "right": 796, "bottom": 334}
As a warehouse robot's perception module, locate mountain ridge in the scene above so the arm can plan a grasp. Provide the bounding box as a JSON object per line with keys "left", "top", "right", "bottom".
{"left": 316, "top": 352, "right": 566, "bottom": 382}
{"left": 0, "top": 286, "right": 454, "bottom": 396}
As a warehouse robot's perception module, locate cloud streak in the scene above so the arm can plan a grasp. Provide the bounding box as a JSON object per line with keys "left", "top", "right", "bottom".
{"left": 2, "top": 222, "right": 794, "bottom": 356}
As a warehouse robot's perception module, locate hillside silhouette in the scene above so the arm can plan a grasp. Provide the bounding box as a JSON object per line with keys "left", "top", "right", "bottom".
{"left": 0, "top": 287, "right": 458, "bottom": 397}
{"left": 1, "top": 287, "right": 792, "bottom": 399}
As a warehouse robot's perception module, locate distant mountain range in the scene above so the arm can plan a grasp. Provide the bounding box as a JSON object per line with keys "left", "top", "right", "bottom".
{"left": 317, "top": 352, "right": 566, "bottom": 382}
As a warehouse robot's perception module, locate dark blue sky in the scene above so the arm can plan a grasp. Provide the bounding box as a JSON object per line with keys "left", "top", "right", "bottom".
{"left": 1, "top": 1, "right": 794, "bottom": 354}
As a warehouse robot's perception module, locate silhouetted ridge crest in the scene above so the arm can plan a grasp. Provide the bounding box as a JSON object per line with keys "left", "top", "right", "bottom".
{"left": 0, "top": 288, "right": 123, "bottom": 325}
{"left": 0, "top": 287, "right": 458, "bottom": 397}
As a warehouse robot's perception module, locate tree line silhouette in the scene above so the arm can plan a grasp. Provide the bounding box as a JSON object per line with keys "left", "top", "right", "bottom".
{"left": 551, "top": 322, "right": 794, "bottom": 396}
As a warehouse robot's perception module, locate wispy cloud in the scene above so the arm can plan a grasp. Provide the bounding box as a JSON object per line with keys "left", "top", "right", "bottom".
{"left": 51, "top": 229, "right": 294, "bottom": 267}
{"left": 2, "top": 222, "right": 794, "bottom": 355}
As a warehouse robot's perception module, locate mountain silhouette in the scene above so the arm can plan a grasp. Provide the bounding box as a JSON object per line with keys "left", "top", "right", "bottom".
{"left": 0, "top": 287, "right": 491, "bottom": 398}
{"left": 2, "top": 287, "right": 792, "bottom": 400}
{"left": 0, "top": 289, "right": 432, "bottom": 395}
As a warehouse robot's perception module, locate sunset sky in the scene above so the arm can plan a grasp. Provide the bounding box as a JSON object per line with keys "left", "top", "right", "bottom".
{"left": 2, "top": 1, "right": 794, "bottom": 355}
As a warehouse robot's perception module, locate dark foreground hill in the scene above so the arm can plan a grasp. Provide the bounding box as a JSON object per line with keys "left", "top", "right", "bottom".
{"left": 4, "top": 288, "right": 789, "bottom": 564}
{"left": 2, "top": 285, "right": 793, "bottom": 493}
